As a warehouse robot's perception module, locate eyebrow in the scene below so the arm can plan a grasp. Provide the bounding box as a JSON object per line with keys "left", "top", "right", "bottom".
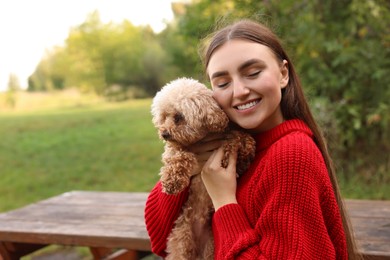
{"left": 210, "top": 71, "right": 228, "bottom": 80}
{"left": 239, "top": 59, "right": 266, "bottom": 71}
{"left": 210, "top": 59, "right": 266, "bottom": 80}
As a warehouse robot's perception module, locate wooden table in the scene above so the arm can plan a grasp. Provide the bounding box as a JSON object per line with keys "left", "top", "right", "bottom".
{"left": 0, "top": 191, "right": 389, "bottom": 259}
{"left": 0, "top": 191, "right": 151, "bottom": 260}
{"left": 346, "top": 199, "right": 390, "bottom": 259}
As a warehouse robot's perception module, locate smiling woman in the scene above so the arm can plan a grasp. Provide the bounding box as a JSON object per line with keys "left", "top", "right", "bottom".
{"left": 145, "top": 19, "right": 364, "bottom": 260}
{"left": 0, "top": 0, "right": 174, "bottom": 92}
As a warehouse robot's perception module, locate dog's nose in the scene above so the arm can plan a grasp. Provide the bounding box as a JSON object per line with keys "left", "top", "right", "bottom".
{"left": 161, "top": 131, "right": 171, "bottom": 140}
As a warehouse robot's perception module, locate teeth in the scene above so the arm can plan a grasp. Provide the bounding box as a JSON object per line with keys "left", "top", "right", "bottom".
{"left": 236, "top": 100, "right": 258, "bottom": 110}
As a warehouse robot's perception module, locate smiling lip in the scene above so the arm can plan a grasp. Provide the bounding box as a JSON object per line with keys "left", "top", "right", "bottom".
{"left": 235, "top": 99, "right": 260, "bottom": 110}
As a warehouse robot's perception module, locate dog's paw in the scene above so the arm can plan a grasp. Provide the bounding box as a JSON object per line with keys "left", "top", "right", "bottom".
{"left": 220, "top": 141, "right": 234, "bottom": 169}
{"left": 236, "top": 133, "right": 256, "bottom": 175}
{"left": 221, "top": 156, "right": 229, "bottom": 169}
{"left": 161, "top": 183, "right": 177, "bottom": 194}
{"left": 220, "top": 131, "right": 256, "bottom": 176}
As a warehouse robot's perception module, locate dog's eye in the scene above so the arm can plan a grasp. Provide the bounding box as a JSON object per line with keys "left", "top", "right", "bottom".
{"left": 174, "top": 113, "right": 184, "bottom": 124}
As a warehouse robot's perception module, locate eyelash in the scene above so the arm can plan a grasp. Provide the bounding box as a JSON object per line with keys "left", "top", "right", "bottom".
{"left": 247, "top": 70, "right": 261, "bottom": 78}
{"left": 217, "top": 82, "right": 229, "bottom": 88}
{"left": 214, "top": 70, "right": 261, "bottom": 88}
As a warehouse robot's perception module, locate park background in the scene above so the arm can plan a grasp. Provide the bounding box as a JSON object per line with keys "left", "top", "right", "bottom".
{"left": 0, "top": 0, "right": 389, "bottom": 258}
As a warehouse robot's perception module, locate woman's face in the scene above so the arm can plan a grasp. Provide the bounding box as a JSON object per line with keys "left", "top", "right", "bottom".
{"left": 207, "top": 39, "right": 289, "bottom": 133}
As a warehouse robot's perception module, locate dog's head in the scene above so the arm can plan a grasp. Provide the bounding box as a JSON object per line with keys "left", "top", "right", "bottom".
{"left": 151, "top": 78, "right": 229, "bottom": 146}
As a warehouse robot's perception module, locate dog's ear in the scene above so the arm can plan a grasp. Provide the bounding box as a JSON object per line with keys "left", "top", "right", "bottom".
{"left": 204, "top": 100, "right": 229, "bottom": 132}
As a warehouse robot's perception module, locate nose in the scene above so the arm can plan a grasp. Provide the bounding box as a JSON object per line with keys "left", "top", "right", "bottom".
{"left": 161, "top": 130, "right": 171, "bottom": 140}
{"left": 232, "top": 78, "right": 250, "bottom": 98}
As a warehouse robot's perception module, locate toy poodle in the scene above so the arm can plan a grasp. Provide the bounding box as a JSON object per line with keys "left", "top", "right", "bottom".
{"left": 151, "top": 77, "right": 256, "bottom": 260}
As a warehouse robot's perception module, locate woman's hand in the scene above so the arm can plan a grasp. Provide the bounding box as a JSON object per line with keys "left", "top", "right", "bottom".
{"left": 201, "top": 145, "right": 238, "bottom": 211}
{"left": 188, "top": 134, "right": 225, "bottom": 176}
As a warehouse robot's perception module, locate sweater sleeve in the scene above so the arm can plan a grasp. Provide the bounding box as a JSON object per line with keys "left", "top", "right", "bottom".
{"left": 212, "top": 132, "right": 347, "bottom": 259}
{"left": 144, "top": 181, "right": 189, "bottom": 257}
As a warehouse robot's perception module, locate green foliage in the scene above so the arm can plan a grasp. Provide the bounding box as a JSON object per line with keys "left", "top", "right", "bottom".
{"left": 173, "top": 0, "right": 390, "bottom": 182}
{"left": 277, "top": 0, "right": 390, "bottom": 178}
{"left": 28, "top": 11, "right": 169, "bottom": 97}
{"left": 64, "top": 11, "right": 107, "bottom": 93}
{"left": 172, "top": 1, "right": 234, "bottom": 79}
{"left": 7, "top": 73, "right": 21, "bottom": 91}
{"left": 5, "top": 74, "right": 21, "bottom": 108}
{"left": 28, "top": 47, "right": 68, "bottom": 91}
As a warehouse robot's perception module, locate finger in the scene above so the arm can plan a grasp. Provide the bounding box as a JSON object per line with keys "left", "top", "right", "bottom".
{"left": 205, "top": 146, "right": 226, "bottom": 170}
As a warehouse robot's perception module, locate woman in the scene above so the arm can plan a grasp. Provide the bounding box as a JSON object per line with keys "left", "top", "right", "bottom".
{"left": 145, "top": 19, "right": 360, "bottom": 259}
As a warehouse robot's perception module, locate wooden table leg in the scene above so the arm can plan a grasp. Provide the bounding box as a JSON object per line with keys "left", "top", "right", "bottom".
{"left": 90, "top": 247, "right": 112, "bottom": 259}
{"left": 0, "top": 242, "right": 47, "bottom": 260}
{"left": 90, "top": 247, "right": 151, "bottom": 260}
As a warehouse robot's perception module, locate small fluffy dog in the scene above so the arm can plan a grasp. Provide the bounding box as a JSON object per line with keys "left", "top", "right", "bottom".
{"left": 151, "top": 78, "right": 256, "bottom": 260}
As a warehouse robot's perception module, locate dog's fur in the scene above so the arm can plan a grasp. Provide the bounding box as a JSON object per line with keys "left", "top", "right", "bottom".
{"left": 151, "top": 78, "right": 256, "bottom": 260}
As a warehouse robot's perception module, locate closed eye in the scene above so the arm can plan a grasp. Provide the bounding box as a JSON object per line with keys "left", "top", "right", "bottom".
{"left": 247, "top": 70, "right": 261, "bottom": 78}
{"left": 217, "top": 81, "right": 230, "bottom": 88}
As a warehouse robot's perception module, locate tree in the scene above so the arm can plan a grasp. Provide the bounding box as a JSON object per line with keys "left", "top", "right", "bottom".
{"left": 28, "top": 46, "right": 67, "bottom": 91}
{"left": 64, "top": 11, "right": 107, "bottom": 93}
{"left": 6, "top": 73, "right": 21, "bottom": 108}
{"left": 7, "top": 73, "right": 21, "bottom": 91}
{"left": 30, "top": 10, "right": 170, "bottom": 96}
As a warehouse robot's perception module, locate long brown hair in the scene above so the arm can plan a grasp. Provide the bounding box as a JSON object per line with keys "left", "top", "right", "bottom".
{"left": 200, "top": 19, "right": 361, "bottom": 260}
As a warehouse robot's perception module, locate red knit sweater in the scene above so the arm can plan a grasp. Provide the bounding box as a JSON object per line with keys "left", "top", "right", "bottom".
{"left": 144, "top": 119, "right": 348, "bottom": 259}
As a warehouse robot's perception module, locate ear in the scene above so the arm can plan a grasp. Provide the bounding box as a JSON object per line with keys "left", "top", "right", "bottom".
{"left": 280, "top": 60, "right": 289, "bottom": 89}
{"left": 205, "top": 102, "right": 229, "bottom": 132}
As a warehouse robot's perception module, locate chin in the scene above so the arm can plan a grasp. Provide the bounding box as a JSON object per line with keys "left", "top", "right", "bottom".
{"left": 233, "top": 117, "right": 262, "bottom": 130}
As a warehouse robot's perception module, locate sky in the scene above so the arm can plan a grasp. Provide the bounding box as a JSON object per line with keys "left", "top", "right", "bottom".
{"left": 0, "top": 0, "right": 175, "bottom": 92}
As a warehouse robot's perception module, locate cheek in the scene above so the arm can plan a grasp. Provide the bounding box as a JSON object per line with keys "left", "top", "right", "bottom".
{"left": 256, "top": 73, "right": 282, "bottom": 94}
{"left": 212, "top": 89, "right": 231, "bottom": 109}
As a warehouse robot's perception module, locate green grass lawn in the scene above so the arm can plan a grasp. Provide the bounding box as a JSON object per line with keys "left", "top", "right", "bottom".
{"left": 0, "top": 92, "right": 388, "bottom": 213}
{"left": 0, "top": 98, "right": 163, "bottom": 212}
